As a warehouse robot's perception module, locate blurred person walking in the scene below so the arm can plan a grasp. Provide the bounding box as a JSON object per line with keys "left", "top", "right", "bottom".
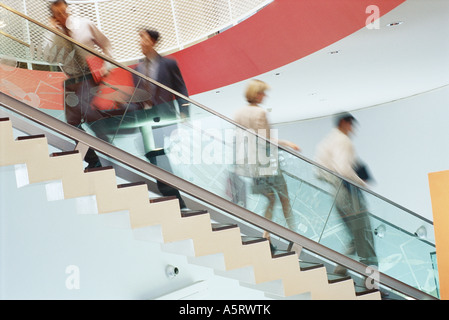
{"left": 132, "top": 29, "right": 190, "bottom": 210}
{"left": 49, "top": 0, "right": 113, "bottom": 169}
{"left": 315, "top": 112, "right": 378, "bottom": 271}
{"left": 233, "top": 79, "right": 300, "bottom": 228}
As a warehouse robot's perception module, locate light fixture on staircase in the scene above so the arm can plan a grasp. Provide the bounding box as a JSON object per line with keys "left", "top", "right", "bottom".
{"left": 414, "top": 225, "right": 427, "bottom": 239}
{"left": 166, "top": 265, "right": 179, "bottom": 279}
{"left": 374, "top": 224, "right": 386, "bottom": 238}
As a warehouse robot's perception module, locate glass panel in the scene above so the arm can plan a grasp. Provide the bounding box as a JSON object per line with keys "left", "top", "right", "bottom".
{"left": 318, "top": 182, "right": 438, "bottom": 297}
{"left": 430, "top": 251, "right": 439, "bottom": 298}
{"left": 0, "top": 4, "right": 438, "bottom": 298}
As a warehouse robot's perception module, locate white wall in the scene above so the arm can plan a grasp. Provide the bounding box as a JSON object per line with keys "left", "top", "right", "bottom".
{"left": 273, "top": 85, "right": 449, "bottom": 222}
{"left": 0, "top": 136, "right": 271, "bottom": 300}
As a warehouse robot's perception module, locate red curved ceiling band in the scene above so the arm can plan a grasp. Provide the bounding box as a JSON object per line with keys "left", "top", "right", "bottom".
{"left": 170, "top": 0, "right": 406, "bottom": 96}
{"left": 1, "top": 0, "right": 405, "bottom": 110}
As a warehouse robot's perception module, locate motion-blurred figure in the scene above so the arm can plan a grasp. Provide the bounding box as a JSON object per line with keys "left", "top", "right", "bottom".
{"left": 132, "top": 29, "right": 190, "bottom": 210}
{"left": 315, "top": 112, "right": 378, "bottom": 270}
{"left": 233, "top": 79, "right": 300, "bottom": 227}
{"left": 49, "top": 0, "right": 113, "bottom": 169}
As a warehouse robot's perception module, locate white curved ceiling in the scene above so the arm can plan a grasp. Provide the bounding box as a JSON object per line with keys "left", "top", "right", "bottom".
{"left": 192, "top": 0, "right": 449, "bottom": 124}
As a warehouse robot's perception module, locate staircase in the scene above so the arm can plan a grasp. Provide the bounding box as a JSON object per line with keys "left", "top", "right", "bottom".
{"left": 0, "top": 117, "right": 380, "bottom": 300}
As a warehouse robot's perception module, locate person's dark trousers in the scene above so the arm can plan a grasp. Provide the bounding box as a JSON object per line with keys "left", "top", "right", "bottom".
{"left": 64, "top": 74, "right": 102, "bottom": 169}
{"left": 74, "top": 123, "right": 102, "bottom": 168}
{"left": 145, "top": 149, "right": 187, "bottom": 209}
{"left": 338, "top": 182, "right": 378, "bottom": 268}
{"left": 83, "top": 142, "right": 102, "bottom": 168}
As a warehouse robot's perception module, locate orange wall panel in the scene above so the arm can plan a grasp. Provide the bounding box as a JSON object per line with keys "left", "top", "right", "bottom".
{"left": 428, "top": 170, "right": 449, "bottom": 300}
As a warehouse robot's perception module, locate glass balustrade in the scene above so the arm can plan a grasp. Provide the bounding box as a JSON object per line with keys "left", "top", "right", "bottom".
{"left": 0, "top": 4, "right": 439, "bottom": 298}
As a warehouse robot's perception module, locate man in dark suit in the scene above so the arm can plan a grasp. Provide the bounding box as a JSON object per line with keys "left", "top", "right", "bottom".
{"left": 134, "top": 29, "right": 190, "bottom": 120}
{"left": 133, "top": 29, "right": 190, "bottom": 209}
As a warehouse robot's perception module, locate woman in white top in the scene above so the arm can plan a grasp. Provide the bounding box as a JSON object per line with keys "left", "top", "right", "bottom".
{"left": 233, "top": 79, "right": 300, "bottom": 225}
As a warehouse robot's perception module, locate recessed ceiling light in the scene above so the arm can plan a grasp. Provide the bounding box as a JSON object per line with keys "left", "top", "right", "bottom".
{"left": 386, "top": 21, "right": 403, "bottom": 27}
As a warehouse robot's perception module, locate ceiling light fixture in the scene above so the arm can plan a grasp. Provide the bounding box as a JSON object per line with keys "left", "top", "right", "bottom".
{"left": 386, "top": 21, "right": 404, "bottom": 27}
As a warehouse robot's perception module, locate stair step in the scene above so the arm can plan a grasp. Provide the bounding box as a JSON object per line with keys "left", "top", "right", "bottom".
{"left": 355, "top": 288, "right": 382, "bottom": 300}
{"left": 327, "top": 273, "right": 352, "bottom": 284}
{"left": 84, "top": 165, "right": 114, "bottom": 173}
{"left": 180, "top": 209, "right": 208, "bottom": 218}
{"left": 149, "top": 195, "right": 177, "bottom": 203}
{"left": 16, "top": 134, "right": 45, "bottom": 141}
{"left": 211, "top": 223, "right": 238, "bottom": 232}
{"left": 352, "top": 281, "right": 385, "bottom": 298}
{"left": 355, "top": 287, "right": 378, "bottom": 295}
{"left": 242, "top": 237, "right": 268, "bottom": 245}
{"left": 51, "top": 150, "right": 80, "bottom": 157}
{"left": 117, "top": 181, "right": 147, "bottom": 189}
{"left": 272, "top": 251, "right": 296, "bottom": 259}
{"left": 299, "top": 261, "right": 324, "bottom": 271}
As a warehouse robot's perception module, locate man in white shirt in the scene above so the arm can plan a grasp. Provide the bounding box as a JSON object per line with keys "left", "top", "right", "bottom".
{"left": 50, "top": 0, "right": 113, "bottom": 169}
{"left": 315, "top": 113, "right": 365, "bottom": 187}
{"left": 50, "top": 0, "right": 113, "bottom": 77}
{"left": 315, "top": 112, "right": 378, "bottom": 271}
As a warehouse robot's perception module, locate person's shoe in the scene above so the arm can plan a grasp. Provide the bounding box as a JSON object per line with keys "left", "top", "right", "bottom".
{"left": 145, "top": 148, "right": 165, "bottom": 159}
{"left": 85, "top": 161, "right": 102, "bottom": 170}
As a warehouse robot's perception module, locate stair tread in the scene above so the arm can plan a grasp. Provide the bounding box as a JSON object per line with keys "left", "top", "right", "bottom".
{"left": 242, "top": 237, "right": 268, "bottom": 245}
{"left": 211, "top": 223, "right": 238, "bottom": 232}
{"left": 16, "top": 134, "right": 45, "bottom": 141}
{"left": 51, "top": 150, "right": 80, "bottom": 157}
{"left": 118, "top": 181, "right": 147, "bottom": 189}
{"left": 299, "top": 261, "right": 324, "bottom": 271}
{"left": 149, "top": 195, "right": 177, "bottom": 203}
{"left": 327, "top": 273, "right": 352, "bottom": 284}
{"left": 84, "top": 165, "right": 114, "bottom": 173}
{"left": 355, "top": 288, "right": 381, "bottom": 296}
{"left": 272, "top": 251, "right": 296, "bottom": 259}
{"left": 180, "top": 209, "right": 208, "bottom": 218}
